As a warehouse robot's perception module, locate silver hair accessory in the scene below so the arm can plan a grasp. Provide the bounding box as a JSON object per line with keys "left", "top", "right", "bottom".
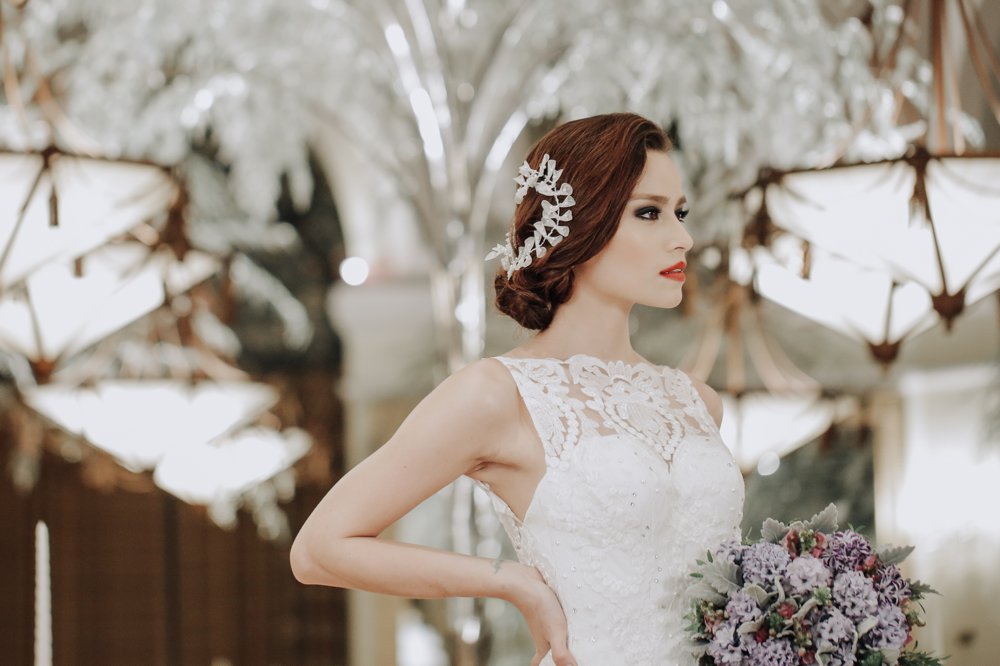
{"left": 485, "top": 153, "right": 576, "bottom": 277}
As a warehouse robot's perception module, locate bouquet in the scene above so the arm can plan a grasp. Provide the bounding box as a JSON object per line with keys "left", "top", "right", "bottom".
{"left": 685, "top": 504, "right": 944, "bottom": 666}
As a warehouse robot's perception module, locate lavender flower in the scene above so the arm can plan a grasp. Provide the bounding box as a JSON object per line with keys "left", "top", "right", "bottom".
{"left": 822, "top": 650, "right": 858, "bottom": 666}
{"left": 833, "top": 570, "right": 878, "bottom": 622}
{"left": 742, "top": 542, "right": 791, "bottom": 587}
{"left": 725, "top": 589, "right": 763, "bottom": 625}
{"left": 714, "top": 539, "right": 747, "bottom": 566}
{"left": 813, "top": 608, "right": 855, "bottom": 653}
{"left": 785, "top": 556, "right": 832, "bottom": 595}
{"left": 823, "top": 530, "right": 874, "bottom": 573}
{"left": 745, "top": 637, "right": 799, "bottom": 666}
{"left": 705, "top": 619, "right": 742, "bottom": 665}
{"left": 862, "top": 605, "right": 909, "bottom": 650}
{"left": 874, "top": 564, "right": 910, "bottom": 606}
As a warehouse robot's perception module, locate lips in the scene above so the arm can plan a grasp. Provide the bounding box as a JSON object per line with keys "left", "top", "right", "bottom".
{"left": 659, "top": 261, "right": 686, "bottom": 282}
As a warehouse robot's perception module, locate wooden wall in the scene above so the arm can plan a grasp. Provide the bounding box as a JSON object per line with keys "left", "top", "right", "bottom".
{"left": 0, "top": 452, "right": 348, "bottom": 666}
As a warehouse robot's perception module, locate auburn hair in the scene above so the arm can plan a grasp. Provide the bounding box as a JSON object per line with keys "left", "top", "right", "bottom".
{"left": 493, "top": 112, "right": 673, "bottom": 330}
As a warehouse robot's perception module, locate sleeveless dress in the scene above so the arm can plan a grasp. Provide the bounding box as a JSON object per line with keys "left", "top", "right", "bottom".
{"left": 475, "top": 354, "right": 745, "bottom": 665}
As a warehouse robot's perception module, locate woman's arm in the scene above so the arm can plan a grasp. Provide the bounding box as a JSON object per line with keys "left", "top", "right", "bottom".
{"left": 290, "top": 358, "right": 530, "bottom": 601}
{"left": 289, "top": 357, "right": 576, "bottom": 665}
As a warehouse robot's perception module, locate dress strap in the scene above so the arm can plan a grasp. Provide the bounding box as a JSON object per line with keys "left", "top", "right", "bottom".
{"left": 492, "top": 356, "right": 586, "bottom": 467}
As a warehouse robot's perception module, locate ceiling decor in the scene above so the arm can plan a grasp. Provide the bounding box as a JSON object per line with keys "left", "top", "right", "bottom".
{"left": 747, "top": 237, "right": 940, "bottom": 367}
{"left": 679, "top": 246, "right": 858, "bottom": 475}
{"left": 0, "top": 243, "right": 220, "bottom": 380}
{"left": 718, "top": 391, "right": 857, "bottom": 476}
{"left": 0, "top": 149, "right": 178, "bottom": 291}
{"left": 762, "top": 147, "right": 1000, "bottom": 331}
{"left": 153, "top": 427, "right": 310, "bottom": 530}
{"left": 749, "top": 0, "right": 1000, "bottom": 358}
{"left": 22, "top": 379, "right": 279, "bottom": 471}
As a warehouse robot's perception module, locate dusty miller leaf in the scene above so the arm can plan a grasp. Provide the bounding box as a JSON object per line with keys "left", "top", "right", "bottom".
{"left": 742, "top": 583, "right": 770, "bottom": 606}
{"left": 877, "top": 544, "right": 915, "bottom": 566}
{"left": 804, "top": 503, "right": 840, "bottom": 533}
{"left": 700, "top": 559, "right": 741, "bottom": 596}
{"left": 761, "top": 517, "right": 789, "bottom": 543}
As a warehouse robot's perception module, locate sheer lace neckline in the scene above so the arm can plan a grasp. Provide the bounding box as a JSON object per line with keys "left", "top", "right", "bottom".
{"left": 495, "top": 352, "right": 669, "bottom": 375}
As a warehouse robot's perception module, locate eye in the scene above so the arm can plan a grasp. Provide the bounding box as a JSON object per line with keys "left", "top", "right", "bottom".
{"left": 675, "top": 206, "right": 690, "bottom": 223}
{"left": 636, "top": 206, "right": 661, "bottom": 221}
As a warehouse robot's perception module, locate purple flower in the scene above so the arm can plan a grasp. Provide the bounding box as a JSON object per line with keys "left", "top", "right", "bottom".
{"left": 742, "top": 542, "right": 791, "bottom": 588}
{"left": 745, "top": 637, "right": 799, "bottom": 666}
{"left": 785, "top": 556, "right": 832, "bottom": 595}
{"left": 822, "top": 531, "right": 874, "bottom": 573}
{"left": 874, "top": 564, "right": 910, "bottom": 606}
{"left": 705, "top": 619, "right": 742, "bottom": 665}
{"left": 862, "top": 605, "right": 909, "bottom": 650}
{"left": 725, "top": 589, "right": 763, "bottom": 625}
{"left": 813, "top": 608, "right": 855, "bottom": 652}
{"left": 714, "top": 539, "right": 747, "bottom": 566}
{"left": 833, "top": 570, "right": 878, "bottom": 622}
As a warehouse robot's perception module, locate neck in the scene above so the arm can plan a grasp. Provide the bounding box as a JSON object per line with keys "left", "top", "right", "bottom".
{"left": 520, "top": 286, "right": 638, "bottom": 362}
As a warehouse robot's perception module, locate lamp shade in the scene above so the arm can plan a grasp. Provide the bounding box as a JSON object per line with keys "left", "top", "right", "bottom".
{"left": 153, "top": 427, "right": 311, "bottom": 506}
{"left": 764, "top": 153, "right": 1000, "bottom": 323}
{"left": 0, "top": 243, "right": 219, "bottom": 364}
{"left": 719, "top": 391, "right": 857, "bottom": 475}
{"left": 0, "top": 151, "right": 177, "bottom": 290}
{"left": 750, "top": 244, "right": 938, "bottom": 364}
{"left": 22, "top": 379, "right": 278, "bottom": 471}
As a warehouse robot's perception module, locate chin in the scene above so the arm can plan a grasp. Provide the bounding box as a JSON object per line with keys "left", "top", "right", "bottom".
{"left": 640, "top": 292, "right": 683, "bottom": 310}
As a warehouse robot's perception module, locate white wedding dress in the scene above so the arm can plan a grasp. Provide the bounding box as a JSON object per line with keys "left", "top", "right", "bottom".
{"left": 476, "top": 354, "right": 745, "bottom": 665}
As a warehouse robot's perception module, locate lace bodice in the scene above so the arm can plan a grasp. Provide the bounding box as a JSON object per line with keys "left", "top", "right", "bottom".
{"left": 476, "top": 354, "right": 744, "bottom": 665}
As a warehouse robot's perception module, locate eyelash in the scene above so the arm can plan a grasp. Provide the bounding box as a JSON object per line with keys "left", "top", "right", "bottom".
{"left": 636, "top": 206, "right": 689, "bottom": 223}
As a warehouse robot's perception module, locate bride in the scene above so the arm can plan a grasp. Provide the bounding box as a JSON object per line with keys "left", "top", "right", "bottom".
{"left": 291, "top": 112, "right": 745, "bottom": 665}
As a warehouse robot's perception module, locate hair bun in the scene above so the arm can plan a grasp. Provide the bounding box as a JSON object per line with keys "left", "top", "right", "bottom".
{"left": 494, "top": 269, "right": 574, "bottom": 331}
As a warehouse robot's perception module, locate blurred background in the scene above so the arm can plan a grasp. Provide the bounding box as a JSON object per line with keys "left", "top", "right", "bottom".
{"left": 0, "top": 0, "right": 998, "bottom": 664}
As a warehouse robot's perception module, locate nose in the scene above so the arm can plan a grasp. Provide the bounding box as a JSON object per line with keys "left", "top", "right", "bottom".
{"left": 671, "top": 218, "right": 694, "bottom": 253}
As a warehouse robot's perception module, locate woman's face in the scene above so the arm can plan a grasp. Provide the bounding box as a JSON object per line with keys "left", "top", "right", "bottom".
{"left": 573, "top": 150, "right": 694, "bottom": 310}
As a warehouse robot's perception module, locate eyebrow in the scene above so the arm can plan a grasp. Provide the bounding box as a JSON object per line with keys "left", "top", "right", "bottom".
{"left": 630, "top": 193, "right": 688, "bottom": 207}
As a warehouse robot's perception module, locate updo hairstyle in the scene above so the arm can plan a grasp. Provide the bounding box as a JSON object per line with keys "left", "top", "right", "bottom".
{"left": 493, "top": 113, "right": 672, "bottom": 330}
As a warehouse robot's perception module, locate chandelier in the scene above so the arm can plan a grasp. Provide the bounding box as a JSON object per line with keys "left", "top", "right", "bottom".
{"left": 750, "top": 0, "right": 1000, "bottom": 363}
{"left": 0, "top": 149, "right": 178, "bottom": 292}
{"left": 679, "top": 245, "right": 858, "bottom": 475}
{"left": 748, "top": 231, "right": 940, "bottom": 367}
{"left": 0, "top": 242, "right": 220, "bottom": 380}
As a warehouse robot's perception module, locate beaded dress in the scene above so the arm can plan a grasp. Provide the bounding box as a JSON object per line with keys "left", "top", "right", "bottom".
{"left": 476, "top": 354, "right": 745, "bottom": 665}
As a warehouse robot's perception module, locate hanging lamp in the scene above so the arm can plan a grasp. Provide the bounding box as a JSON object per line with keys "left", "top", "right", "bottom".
{"left": 757, "top": 0, "right": 1000, "bottom": 344}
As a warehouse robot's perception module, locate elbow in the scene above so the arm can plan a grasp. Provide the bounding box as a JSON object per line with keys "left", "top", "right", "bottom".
{"left": 289, "top": 533, "right": 329, "bottom": 586}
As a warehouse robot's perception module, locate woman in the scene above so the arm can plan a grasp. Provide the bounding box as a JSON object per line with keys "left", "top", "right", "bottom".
{"left": 291, "top": 113, "right": 745, "bottom": 665}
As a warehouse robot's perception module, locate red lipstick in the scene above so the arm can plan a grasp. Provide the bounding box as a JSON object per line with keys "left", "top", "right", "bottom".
{"left": 659, "top": 261, "right": 686, "bottom": 282}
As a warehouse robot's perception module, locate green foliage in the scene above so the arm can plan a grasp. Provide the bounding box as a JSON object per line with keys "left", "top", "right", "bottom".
{"left": 899, "top": 648, "right": 948, "bottom": 666}
{"left": 877, "top": 544, "right": 915, "bottom": 566}
{"left": 804, "top": 503, "right": 840, "bottom": 533}
{"left": 907, "top": 580, "right": 940, "bottom": 600}
{"left": 859, "top": 651, "right": 885, "bottom": 666}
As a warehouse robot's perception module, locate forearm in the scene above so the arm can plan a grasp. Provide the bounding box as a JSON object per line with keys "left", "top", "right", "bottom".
{"left": 291, "top": 535, "right": 530, "bottom": 605}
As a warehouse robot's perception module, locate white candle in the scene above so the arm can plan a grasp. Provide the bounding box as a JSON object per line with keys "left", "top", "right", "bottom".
{"left": 35, "top": 521, "right": 52, "bottom": 666}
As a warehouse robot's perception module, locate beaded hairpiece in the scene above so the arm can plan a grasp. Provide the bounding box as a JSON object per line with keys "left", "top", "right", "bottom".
{"left": 485, "top": 154, "right": 576, "bottom": 278}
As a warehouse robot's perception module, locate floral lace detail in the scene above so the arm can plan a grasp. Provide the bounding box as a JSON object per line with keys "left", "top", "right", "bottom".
{"left": 475, "top": 353, "right": 745, "bottom": 665}
{"left": 497, "top": 354, "right": 718, "bottom": 469}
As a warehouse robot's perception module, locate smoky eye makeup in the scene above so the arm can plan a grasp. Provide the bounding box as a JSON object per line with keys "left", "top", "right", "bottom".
{"left": 635, "top": 205, "right": 661, "bottom": 221}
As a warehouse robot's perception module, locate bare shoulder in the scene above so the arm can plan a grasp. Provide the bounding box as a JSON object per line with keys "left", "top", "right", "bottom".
{"left": 439, "top": 357, "right": 518, "bottom": 416}
{"left": 676, "top": 369, "right": 724, "bottom": 428}
{"left": 418, "top": 357, "right": 520, "bottom": 459}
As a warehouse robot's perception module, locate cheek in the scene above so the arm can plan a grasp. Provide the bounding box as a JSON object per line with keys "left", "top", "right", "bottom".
{"left": 605, "top": 224, "right": 654, "bottom": 266}
{"left": 586, "top": 227, "right": 654, "bottom": 282}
